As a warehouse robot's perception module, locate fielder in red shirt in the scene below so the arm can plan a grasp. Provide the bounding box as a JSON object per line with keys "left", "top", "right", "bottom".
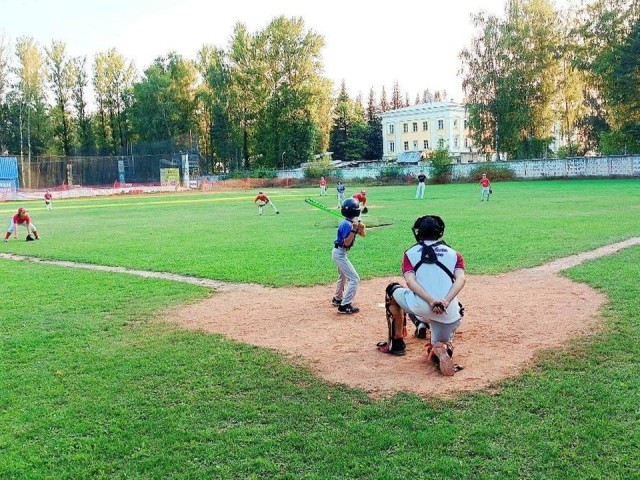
{"left": 479, "top": 173, "right": 491, "bottom": 202}
{"left": 352, "top": 190, "right": 368, "bottom": 213}
{"left": 319, "top": 176, "right": 327, "bottom": 196}
{"left": 4, "top": 207, "right": 40, "bottom": 242}
{"left": 44, "top": 190, "right": 53, "bottom": 211}
{"left": 254, "top": 191, "right": 280, "bottom": 215}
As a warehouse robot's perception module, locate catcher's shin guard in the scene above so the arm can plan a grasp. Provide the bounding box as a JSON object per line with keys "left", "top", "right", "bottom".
{"left": 377, "top": 283, "right": 407, "bottom": 355}
{"left": 426, "top": 342, "right": 458, "bottom": 376}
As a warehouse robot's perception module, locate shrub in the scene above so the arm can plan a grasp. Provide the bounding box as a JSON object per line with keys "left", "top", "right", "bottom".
{"left": 428, "top": 148, "right": 453, "bottom": 184}
{"left": 468, "top": 163, "right": 516, "bottom": 182}
{"left": 304, "top": 160, "right": 335, "bottom": 179}
{"left": 378, "top": 164, "right": 406, "bottom": 180}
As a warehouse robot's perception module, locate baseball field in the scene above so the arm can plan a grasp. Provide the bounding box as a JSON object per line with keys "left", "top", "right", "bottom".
{"left": 1, "top": 179, "right": 639, "bottom": 478}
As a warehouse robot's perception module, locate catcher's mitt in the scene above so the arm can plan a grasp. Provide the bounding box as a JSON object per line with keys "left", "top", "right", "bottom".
{"left": 26, "top": 234, "right": 35, "bottom": 241}
{"left": 362, "top": 207, "right": 369, "bottom": 214}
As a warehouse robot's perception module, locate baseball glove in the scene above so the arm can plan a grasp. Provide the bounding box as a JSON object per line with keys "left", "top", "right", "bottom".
{"left": 489, "top": 188, "right": 493, "bottom": 194}
{"left": 356, "top": 222, "right": 366, "bottom": 237}
{"left": 26, "top": 234, "right": 35, "bottom": 241}
{"left": 362, "top": 207, "right": 369, "bottom": 214}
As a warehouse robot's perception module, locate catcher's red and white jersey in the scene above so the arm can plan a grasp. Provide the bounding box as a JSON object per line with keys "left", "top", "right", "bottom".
{"left": 400, "top": 241, "right": 465, "bottom": 323}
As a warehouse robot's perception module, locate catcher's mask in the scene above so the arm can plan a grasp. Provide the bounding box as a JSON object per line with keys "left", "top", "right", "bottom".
{"left": 341, "top": 198, "right": 360, "bottom": 218}
{"left": 412, "top": 215, "right": 445, "bottom": 242}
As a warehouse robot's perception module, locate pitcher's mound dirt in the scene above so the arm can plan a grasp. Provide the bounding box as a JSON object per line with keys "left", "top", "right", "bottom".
{"left": 168, "top": 238, "right": 640, "bottom": 398}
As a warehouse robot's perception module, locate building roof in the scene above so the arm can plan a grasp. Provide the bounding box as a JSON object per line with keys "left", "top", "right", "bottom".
{"left": 380, "top": 101, "right": 466, "bottom": 120}
{"left": 397, "top": 151, "right": 423, "bottom": 164}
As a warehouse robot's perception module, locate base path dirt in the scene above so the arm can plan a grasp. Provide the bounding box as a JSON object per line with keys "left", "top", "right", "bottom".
{"left": 164, "top": 237, "right": 640, "bottom": 398}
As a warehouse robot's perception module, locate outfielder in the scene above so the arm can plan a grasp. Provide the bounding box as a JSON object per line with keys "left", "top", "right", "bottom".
{"left": 331, "top": 198, "right": 366, "bottom": 314}
{"left": 254, "top": 191, "right": 280, "bottom": 215}
{"left": 415, "top": 171, "right": 427, "bottom": 199}
{"left": 44, "top": 190, "right": 53, "bottom": 211}
{"left": 319, "top": 176, "right": 327, "bottom": 196}
{"left": 479, "top": 173, "right": 491, "bottom": 202}
{"left": 4, "top": 207, "right": 40, "bottom": 242}
{"left": 377, "top": 215, "right": 465, "bottom": 376}
{"left": 336, "top": 181, "right": 346, "bottom": 207}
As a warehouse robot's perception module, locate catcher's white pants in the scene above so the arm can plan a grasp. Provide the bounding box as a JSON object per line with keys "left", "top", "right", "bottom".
{"left": 332, "top": 247, "right": 360, "bottom": 305}
{"left": 415, "top": 183, "right": 425, "bottom": 199}
{"left": 481, "top": 187, "right": 490, "bottom": 201}
{"left": 392, "top": 287, "right": 461, "bottom": 343}
{"left": 7, "top": 221, "right": 37, "bottom": 235}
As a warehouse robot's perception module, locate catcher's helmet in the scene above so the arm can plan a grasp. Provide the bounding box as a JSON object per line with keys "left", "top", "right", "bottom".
{"left": 341, "top": 198, "right": 361, "bottom": 218}
{"left": 412, "top": 215, "right": 445, "bottom": 241}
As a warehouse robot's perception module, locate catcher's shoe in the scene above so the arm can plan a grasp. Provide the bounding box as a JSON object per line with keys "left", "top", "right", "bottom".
{"left": 415, "top": 322, "right": 428, "bottom": 339}
{"left": 376, "top": 338, "right": 406, "bottom": 356}
{"left": 426, "top": 342, "right": 456, "bottom": 376}
{"left": 331, "top": 297, "right": 342, "bottom": 307}
{"left": 337, "top": 304, "right": 360, "bottom": 314}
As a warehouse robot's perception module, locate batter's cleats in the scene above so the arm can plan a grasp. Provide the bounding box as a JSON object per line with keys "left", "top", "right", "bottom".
{"left": 415, "top": 322, "right": 428, "bottom": 339}
{"left": 331, "top": 297, "right": 342, "bottom": 307}
{"left": 337, "top": 304, "right": 360, "bottom": 314}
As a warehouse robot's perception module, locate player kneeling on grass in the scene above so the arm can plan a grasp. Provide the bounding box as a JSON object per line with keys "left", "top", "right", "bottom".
{"left": 4, "top": 207, "right": 40, "bottom": 242}
{"left": 331, "top": 198, "right": 366, "bottom": 314}
{"left": 254, "top": 191, "right": 279, "bottom": 215}
{"left": 377, "top": 215, "right": 465, "bottom": 376}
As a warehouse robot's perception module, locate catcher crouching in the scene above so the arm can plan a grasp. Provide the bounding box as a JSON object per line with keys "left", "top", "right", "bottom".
{"left": 377, "top": 215, "right": 466, "bottom": 376}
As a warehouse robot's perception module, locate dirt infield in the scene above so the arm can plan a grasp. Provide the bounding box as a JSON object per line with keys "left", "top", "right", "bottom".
{"left": 164, "top": 238, "right": 640, "bottom": 398}
{"left": 3, "top": 237, "right": 639, "bottom": 398}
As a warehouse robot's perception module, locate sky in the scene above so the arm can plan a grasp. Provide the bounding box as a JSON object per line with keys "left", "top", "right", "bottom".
{"left": 2, "top": 0, "right": 569, "bottom": 103}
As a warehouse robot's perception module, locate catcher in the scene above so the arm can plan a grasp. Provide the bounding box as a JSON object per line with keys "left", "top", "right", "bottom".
{"left": 4, "top": 207, "right": 40, "bottom": 242}
{"left": 377, "top": 215, "right": 466, "bottom": 376}
{"left": 254, "top": 191, "right": 280, "bottom": 215}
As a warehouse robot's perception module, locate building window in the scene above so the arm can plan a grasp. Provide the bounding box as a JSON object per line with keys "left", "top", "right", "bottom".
{"left": 423, "top": 139, "right": 429, "bottom": 149}
{"left": 389, "top": 141, "right": 395, "bottom": 152}
{"left": 413, "top": 140, "right": 418, "bottom": 150}
{"left": 454, "top": 137, "right": 459, "bottom": 148}
{"left": 404, "top": 141, "right": 409, "bottom": 151}
{"left": 388, "top": 124, "right": 394, "bottom": 134}
{"left": 437, "top": 138, "right": 445, "bottom": 148}
{"left": 403, "top": 123, "right": 408, "bottom": 133}
{"left": 464, "top": 137, "right": 469, "bottom": 148}
{"left": 464, "top": 119, "right": 468, "bottom": 129}
{"left": 412, "top": 122, "right": 418, "bottom": 132}
{"left": 453, "top": 119, "right": 458, "bottom": 128}
{"left": 422, "top": 121, "right": 428, "bottom": 131}
{"left": 438, "top": 119, "right": 444, "bottom": 130}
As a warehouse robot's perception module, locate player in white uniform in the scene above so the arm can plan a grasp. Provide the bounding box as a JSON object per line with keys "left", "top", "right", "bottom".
{"left": 377, "top": 215, "right": 466, "bottom": 376}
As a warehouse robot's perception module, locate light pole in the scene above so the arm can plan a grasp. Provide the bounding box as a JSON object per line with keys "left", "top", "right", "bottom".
{"left": 282, "top": 151, "right": 286, "bottom": 170}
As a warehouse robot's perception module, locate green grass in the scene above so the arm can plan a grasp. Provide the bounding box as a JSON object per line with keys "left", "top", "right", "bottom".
{"left": 2, "top": 179, "right": 638, "bottom": 285}
{"left": 1, "top": 179, "right": 639, "bottom": 479}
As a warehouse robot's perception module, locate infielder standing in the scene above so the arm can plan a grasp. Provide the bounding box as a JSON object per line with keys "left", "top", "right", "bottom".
{"left": 352, "top": 189, "right": 368, "bottom": 214}
{"left": 254, "top": 191, "right": 279, "bottom": 215}
{"left": 319, "top": 176, "right": 327, "bottom": 196}
{"left": 378, "top": 215, "right": 465, "bottom": 376}
{"left": 331, "top": 198, "right": 366, "bottom": 314}
{"left": 336, "top": 181, "right": 346, "bottom": 207}
{"left": 4, "top": 207, "right": 40, "bottom": 242}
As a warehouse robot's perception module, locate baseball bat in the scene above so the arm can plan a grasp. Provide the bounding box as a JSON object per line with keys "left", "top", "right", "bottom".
{"left": 304, "top": 197, "right": 345, "bottom": 219}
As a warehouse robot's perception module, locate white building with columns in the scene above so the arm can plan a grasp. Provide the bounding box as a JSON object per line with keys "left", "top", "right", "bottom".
{"left": 380, "top": 102, "right": 476, "bottom": 162}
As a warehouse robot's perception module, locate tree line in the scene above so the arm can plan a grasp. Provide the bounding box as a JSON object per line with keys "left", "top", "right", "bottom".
{"left": 1, "top": 0, "right": 635, "bottom": 176}
{"left": 460, "top": 0, "right": 640, "bottom": 159}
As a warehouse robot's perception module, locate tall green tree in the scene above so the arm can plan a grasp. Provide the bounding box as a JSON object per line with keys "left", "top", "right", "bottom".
{"left": 93, "top": 48, "right": 135, "bottom": 154}
{"left": 329, "top": 80, "right": 367, "bottom": 160}
{"left": 46, "top": 40, "right": 74, "bottom": 155}
{"left": 69, "top": 56, "right": 93, "bottom": 155}
{"left": 0, "top": 34, "right": 10, "bottom": 153}
{"left": 365, "top": 87, "right": 383, "bottom": 160}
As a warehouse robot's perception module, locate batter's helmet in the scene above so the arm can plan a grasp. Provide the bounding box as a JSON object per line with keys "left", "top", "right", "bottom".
{"left": 341, "top": 198, "right": 361, "bottom": 218}
{"left": 412, "top": 215, "right": 445, "bottom": 241}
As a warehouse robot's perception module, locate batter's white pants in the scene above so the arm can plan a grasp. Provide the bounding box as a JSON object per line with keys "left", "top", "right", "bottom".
{"left": 332, "top": 247, "right": 360, "bottom": 306}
